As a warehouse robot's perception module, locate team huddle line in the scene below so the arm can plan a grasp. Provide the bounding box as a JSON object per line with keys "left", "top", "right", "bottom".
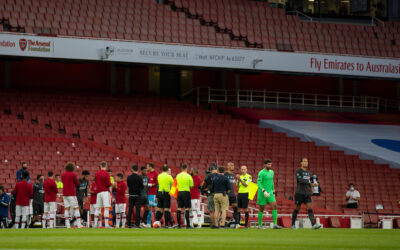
{"left": 4, "top": 158, "right": 321, "bottom": 229}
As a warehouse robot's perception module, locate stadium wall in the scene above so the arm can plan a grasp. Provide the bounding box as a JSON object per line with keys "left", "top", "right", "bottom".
{"left": 1, "top": 59, "right": 150, "bottom": 93}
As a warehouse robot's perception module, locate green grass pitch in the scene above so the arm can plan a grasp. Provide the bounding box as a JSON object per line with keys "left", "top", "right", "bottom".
{"left": 0, "top": 228, "right": 399, "bottom": 249}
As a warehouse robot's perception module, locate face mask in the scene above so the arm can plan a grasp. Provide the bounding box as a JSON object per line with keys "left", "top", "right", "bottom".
{"left": 22, "top": 167, "right": 27, "bottom": 170}
{"left": 312, "top": 175, "right": 317, "bottom": 178}
{"left": 350, "top": 187, "right": 354, "bottom": 191}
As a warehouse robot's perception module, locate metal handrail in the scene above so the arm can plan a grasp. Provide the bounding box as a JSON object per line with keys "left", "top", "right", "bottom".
{"left": 287, "top": 10, "right": 313, "bottom": 21}
{"left": 187, "top": 87, "right": 400, "bottom": 111}
{"left": 372, "top": 16, "right": 385, "bottom": 27}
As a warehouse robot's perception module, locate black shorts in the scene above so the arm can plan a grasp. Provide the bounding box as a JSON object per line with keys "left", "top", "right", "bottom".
{"left": 237, "top": 193, "right": 249, "bottom": 209}
{"left": 33, "top": 202, "right": 44, "bottom": 215}
{"left": 177, "top": 191, "right": 191, "bottom": 209}
{"left": 346, "top": 203, "right": 358, "bottom": 209}
{"left": 295, "top": 193, "right": 312, "bottom": 205}
{"left": 141, "top": 196, "right": 149, "bottom": 206}
{"left": 228, "top": 194, "right": 237, "bottom": 205}
{"left": 157, "top": 191, "right": 171, "bottom": 209}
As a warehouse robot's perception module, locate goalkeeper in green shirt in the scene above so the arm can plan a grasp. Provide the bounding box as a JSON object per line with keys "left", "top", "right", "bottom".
{"left": 257, "top": 159, "right": 282, "bottom": 229}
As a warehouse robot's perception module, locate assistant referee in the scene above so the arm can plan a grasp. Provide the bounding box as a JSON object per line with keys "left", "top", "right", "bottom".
{"left": 176, "top": 164, "right": 194, "bottom": 229}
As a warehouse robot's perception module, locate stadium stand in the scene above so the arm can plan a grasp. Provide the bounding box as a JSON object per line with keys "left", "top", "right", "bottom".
{"left": 1, "top": 91, "right": 399, "bottom": 221}
{"left": 0, "top": 0, "right": 399, "bottom": 57}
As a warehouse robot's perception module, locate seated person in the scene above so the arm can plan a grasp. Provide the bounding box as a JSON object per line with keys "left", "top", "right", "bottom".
{"left": 346, "top": 183, "right": 360, "bottom": 208}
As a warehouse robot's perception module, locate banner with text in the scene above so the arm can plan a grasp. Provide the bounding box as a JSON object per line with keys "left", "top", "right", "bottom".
{"left": 0, "top": 33, "right": 399, "bottom": 79}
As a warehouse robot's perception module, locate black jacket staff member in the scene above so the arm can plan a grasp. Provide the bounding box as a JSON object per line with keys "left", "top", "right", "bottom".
{"left": 126, "top": 165, "right": 143, "bottom": 228}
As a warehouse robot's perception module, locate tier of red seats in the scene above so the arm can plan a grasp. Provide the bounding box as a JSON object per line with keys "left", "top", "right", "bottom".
{"left": 0, "top": 0, "right": 241, "bottom": 47}
{"left": 1, "top": 91, "right": 399, "bottom": 216}
{"left": 0, "top": 0, "right": 399, "bottom": 57}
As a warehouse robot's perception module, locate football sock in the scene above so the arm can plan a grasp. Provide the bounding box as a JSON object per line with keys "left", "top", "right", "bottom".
{"left": 104, "top": 209, "right": 110, "bottom": 227}
{"left": 50, "top": 213, "right": 55, "bottom": 228}
{"left": 233, "top": 207, "right": 239, "bottom": 224}
{"left": 191, "top": 210, "right": 197, "bottom": 226}
{"left": 74, "top": 210, "right": 81, "bottom": 226}
{"left": 308, "top": 209, "right": 315, "bottom": 226}
{"left": 116, "top": 214, "right": 121, "bottom": 228}
{"left": 147, "top": 210, "right": 152, "bottom": 225}
{"left": 245, "top": 212, "right": 249, "bottom": 227}
{"left": 292, "top": 210, "right": 299, "bottom": 226}
{"left": 121, "top": 213, "right": 126, "bottom": 228}
{"left": 42, "top": 214, "right": 46, "bottom": 228}
{"left": 177, "top": 211, "right": 181, "bottom": 227}
{"left": 142, "top": 210, "right": 149, "bottom": 224}
{"left": 185, "top": 210, "right": 190, "bottom": 228}
{"left": 21, "top": 216, "right": 27, "bottom": 229}
{"left": 155, "top": 211, "right": 162, "bottom": 221}
{"left": 64, "top": 210, "right": 70, "bottom": 228}
{"left": 272, "top": 210, "right": 278, "bottom": 225}
{"left": 258, "top": 211, "right": 263, "bottom": 226}
{"left": 164, "top": 211, "right": 172, "bottom": 226}
{"left": 15, "top": 216, "right": 20, "bottom": 229}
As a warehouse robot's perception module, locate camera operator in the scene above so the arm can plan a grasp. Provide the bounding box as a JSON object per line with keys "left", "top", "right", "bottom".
{"left": 201, "top": 164, "right": 218, "bottom": 228}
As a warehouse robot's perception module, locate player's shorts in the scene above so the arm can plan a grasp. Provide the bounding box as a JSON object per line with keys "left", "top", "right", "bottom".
{"left": 214, "top": 193, "right": 229, "bottom": 212}
{"left": 207, "top": 195, "right": 215, "bottom": 213}
{"left": 115, "top": 203, "right": 126, "bottom": 214}
{"left": 156, "top": 191, "right": 171, "bottom": 209}
{"left": 44, "top": 202, "right": 57, "bottom": 213}
{"left": 294, "top": 193, "right": 312, "bottom": 205}
{"left": 90, "top": 204, "right": 96, "bottom": 215}
{"left": 257, "top": 191, "right": 276, "bottom": 206}
{"left": 63, "top": 196, "right": 79, "bottom": 209}
{"left": 141, "top": 196, "right": 149, "bottom": 206}
{"left": 148, "top": 195, "right": 157, "bottom": 207}
{"left": 191, "top": 199, "right": 200, "bottom": 211}
{"left": 177, "top": 191, "right": 191, "bottom": 208}
{"left": 33, "top": 202, "right": 44, "bottom": 215}
{"left": 96, "top": 191, "right": 111, "bottom": 208}
{"left": 15, "top": 205, "right": 29, "bottom": 217}
{"left": 238, "top": 193, "right": 249, "bottom": 208}
{"left": 228, "top": 194, "right": 237, "bottom": 205}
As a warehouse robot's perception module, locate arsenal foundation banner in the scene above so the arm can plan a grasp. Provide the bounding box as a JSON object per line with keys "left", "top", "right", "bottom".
{"left": 0, "top": 32, "right": 399, "bottom": 79}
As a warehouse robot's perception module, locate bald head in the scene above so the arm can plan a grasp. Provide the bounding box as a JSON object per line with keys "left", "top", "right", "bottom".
{"left": 240, "top": 165, "right": 247, "bottom": 175}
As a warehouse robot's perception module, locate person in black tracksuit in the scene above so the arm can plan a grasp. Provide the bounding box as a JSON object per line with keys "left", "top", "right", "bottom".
{"left": 126, "top": 165, "right": 143, "bottom": 228}
{"left": 291, "top": 158, "right": 321, "bottom": 230}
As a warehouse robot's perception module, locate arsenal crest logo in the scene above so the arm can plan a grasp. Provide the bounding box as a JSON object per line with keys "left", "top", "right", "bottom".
{"left": 19, "top": 39, "right": 27, "bottom": 51}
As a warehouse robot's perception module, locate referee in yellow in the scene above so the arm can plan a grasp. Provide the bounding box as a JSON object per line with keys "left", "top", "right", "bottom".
{"left": 176, "top": 164, "right": 194, "bottom": 229}
{"left": 236, "top": 165, "right": 252, "bottom": 228}
{"left": 155, "top": 165, "right": 174, "bottom": 228}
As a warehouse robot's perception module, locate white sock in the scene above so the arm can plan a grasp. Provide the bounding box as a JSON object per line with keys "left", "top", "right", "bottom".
{"left": 94, "top": 208, "right": 100, "bottom": 228}
{"left": 192, "top": 210, "right": 198, "bottom": 225}
{"left": 74, "top": 210, "right": 81, "bottom": 227}
{"left": 121, "top": 213, "right": 126, "bottom": 228}
{"left": 21, "top": 216, "right": 27, "bottom": 229}
{"left": 42, "top": 214, "right": 47, "bottom": 228}
{"left": 104, "top": 209, "right": 110, "bottom": 228}
{"left": 64, "top": 210, "right": 70, "bottom": 228}
{"left": 15, "top": 216, "right": 20, "bottom": 229}
{"left": 116, "top": 214, "right": 120, "bottom": 228}
{"left": 98, "top": 220, "right": 102, "bottom": 228}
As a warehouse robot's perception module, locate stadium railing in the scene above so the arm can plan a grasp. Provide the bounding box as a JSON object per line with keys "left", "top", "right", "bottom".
{"left": 183, "top": 87, "right": 400, "bottom": 111}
